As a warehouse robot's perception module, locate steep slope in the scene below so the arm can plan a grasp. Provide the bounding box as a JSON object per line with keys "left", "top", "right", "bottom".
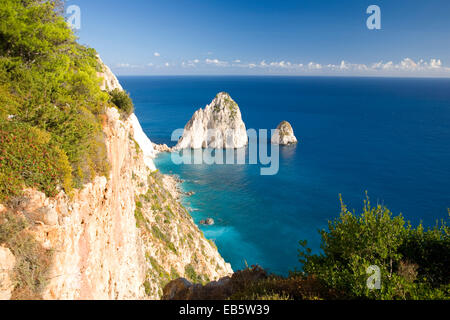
{"left": 0, "top": 65, "right": 232, "bottom": 300}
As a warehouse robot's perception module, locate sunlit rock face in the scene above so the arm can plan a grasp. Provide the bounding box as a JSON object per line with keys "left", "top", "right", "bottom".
{"left": 271, "top": 121, "right": 298, "bottom": 145}
{"left": 0, "top": 63, "right": 232, "bottom": 300}
{"left": 97, "top": 55, "right": 123, "bottom": 91}
{"left": 0, "top": 246, "right": 15, "bottom": 300}
{"left": 175, "top": 92, "right": 248, "bottom": 149}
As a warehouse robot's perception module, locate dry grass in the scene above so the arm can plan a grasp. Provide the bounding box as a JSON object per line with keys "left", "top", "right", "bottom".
{"left": 0, "top": 211, "right": 52, "bottom": 300}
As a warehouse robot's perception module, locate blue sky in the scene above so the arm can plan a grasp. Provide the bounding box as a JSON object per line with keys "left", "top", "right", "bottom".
{"left": 67, "top": 0, "right": 450, "bottom": 76}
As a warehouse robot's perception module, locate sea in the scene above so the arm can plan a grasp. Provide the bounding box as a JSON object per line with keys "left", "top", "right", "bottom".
{"left": 119, "top": 76, "right": 450, "bottom": 275}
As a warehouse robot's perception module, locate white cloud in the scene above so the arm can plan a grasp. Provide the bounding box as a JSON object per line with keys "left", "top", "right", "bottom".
{"left": 182, "top": 59, "right": 200, "bottom": 67}
{"left": 308, "top": 62, "right": 322, "bottom": 70}
{"left": 116, "top": 63, "right": 130, "bottom": 68}
{"left": 430, "top": 59, "right": 442, "bottom": 69}
{"left": 339, "top": 60, "right": 349, "bottom": 70}
{"left": 205, "top": 58, "right": 228, "bottom": 67}
{"left": 154, "top": 52, "right": 161, "bottom": 57}
{"left": 400, "top": 58, "right": 417, "bottom": 70}
{"left": 115, "top": 63, "right": 141, "bottom": 69}
{"left": 383, "top": 61, "right": 394, "bottom": 70}
{"left": 114, "top": 57, "right": 449, "bottom": 76}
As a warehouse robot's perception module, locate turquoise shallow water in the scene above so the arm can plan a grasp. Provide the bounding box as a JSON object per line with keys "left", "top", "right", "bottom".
{"left": 120, "top": 76, "right": 450, "bottom": 275}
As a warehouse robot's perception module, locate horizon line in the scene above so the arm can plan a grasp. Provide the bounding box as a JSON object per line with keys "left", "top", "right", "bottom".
{"left": 115, "top": 74, "right": 450, "bottom": 79}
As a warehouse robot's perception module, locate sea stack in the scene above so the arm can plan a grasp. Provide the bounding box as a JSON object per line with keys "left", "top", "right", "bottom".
{"left": 174, "top": 92, "right": 248, "bottom": 149}
{"left": 271, "top": 121, "right": 298, "bottom": 145}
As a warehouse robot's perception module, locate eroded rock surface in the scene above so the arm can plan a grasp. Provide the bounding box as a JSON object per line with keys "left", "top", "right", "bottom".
{"left": 271, "top": 121, "right": 298, "bottom": 145}
{"left": 175, "top": 92, "right": 248, "bottom": 149}
{"left": 0, "top": 246, "right": 15, "bottom": 300}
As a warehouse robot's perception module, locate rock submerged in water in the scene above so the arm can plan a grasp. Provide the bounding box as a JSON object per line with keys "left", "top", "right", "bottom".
{"left": 153, "top": 143, "right": 172, "bottom": 153}
{"left": 271, "top": 121, "right": 298, "bottom": 145}
{"left": 199, "top": 218, "right": 215, "bottom": 226}
{"left": 174, "top": 92, "right": 248, "bottom": 149}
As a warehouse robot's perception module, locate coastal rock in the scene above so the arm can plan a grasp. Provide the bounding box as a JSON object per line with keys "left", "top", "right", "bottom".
{"left": 271, "top": 121, "right": 298, "bottom": 145}
{"left": 199, "top": 218, "right": 215, "bottom": 226}
{"left": 163, "top": 267, "right": 267, "bottom": 300}
{"left": 42, "top": 204, "right": 59, "bottom": 226}
{"left": 162, "top": 278, "right": 194, "bottom": 300}
{"left": 153, "top": 143, "right": 172, "bottom": 153}
{"left": 163, "top": 277, "right": 232, "bottom": 300}
{"left": 0, "top": 246, "right": 16, "bottom": 300}
{"left": 174, "top": 92, "right": 248, "bottom": 149}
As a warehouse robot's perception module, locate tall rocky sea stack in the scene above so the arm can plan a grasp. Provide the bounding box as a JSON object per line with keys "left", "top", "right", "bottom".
{"left": 271, "top": 121, "right": 298, "bottom": 145}
{"left": 174, "top": 92, "right": 248, "bottom": 149}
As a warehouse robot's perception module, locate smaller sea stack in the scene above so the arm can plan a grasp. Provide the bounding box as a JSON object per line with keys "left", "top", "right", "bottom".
{"left": 271, "top": 121, "right": 298, "bottom": 145}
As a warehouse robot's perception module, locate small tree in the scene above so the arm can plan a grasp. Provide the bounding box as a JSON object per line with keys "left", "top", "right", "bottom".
{"left": 109, "top": 89, "right": 134, "bottom": 117}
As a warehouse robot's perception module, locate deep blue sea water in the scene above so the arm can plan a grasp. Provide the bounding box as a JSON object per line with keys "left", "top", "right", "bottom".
{"left": 119, "top": 76, "right": 450, "bottom": 275}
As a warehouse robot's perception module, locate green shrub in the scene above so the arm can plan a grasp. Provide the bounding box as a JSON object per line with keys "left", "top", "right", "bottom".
{"left": 0, "top": 0, "right": 112, "bottom": 201}
{"left": 185, "top": 264, "right": 202, "bottom": 283}
{"left": 399, "top": 218, "right": 450, "bottom": 287}
{"left": 109, "top": 89, "right": 134, "bottom": 117}
{"left": 0, "top": 120, "right": 72, "bottom": 202}
{"left": 298, "top": 194, "right": 450, "bottom": 300}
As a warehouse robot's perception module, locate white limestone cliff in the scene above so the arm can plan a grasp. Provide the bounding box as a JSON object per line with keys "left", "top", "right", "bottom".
{"left": 271, "top": 121, "right": 298, "bottom": 145}
{"left": 175, "top": 92, "right": 248, "bottom": 149}
{"left": 130, "top": 114, "right": 157, "bottom": 172}
{"left": 97, "top": 55, "right": 123, "bottom": 91}
{"left": 97, "top": 55, "right": 157, "bottom": 172}
{"left": 0, "top": 61, "right": 232, "bottom": 300}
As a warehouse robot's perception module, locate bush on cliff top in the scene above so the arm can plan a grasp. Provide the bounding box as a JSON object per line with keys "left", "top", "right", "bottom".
{"left": 110, "top": 88, "right": 134, "bottom": 117}
{"left": 0, "top": 0, "right": 114, "bottom": 201}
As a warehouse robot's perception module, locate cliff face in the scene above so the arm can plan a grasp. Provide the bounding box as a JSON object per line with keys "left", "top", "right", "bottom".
{"left": 175, "top": 92, "right": 248, "bottom": 149}
{"left": 0, "top": 65, "right": 232, "bottom": 300}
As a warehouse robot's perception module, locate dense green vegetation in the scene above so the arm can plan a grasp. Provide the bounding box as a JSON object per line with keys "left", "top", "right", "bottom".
{"left": 298, "top": 195, "right": 449, "bottom": 299}
{"left": 0, "top": 121, "right": 72, "bottom": 199}
{"left": 0, "top": 0, "right": 139, "bottom": 202}
{"left": 230, "top": 196, "right": 449, "bottom": 300}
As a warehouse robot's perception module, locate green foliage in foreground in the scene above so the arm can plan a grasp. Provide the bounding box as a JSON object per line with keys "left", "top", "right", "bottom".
{"left": 227, "top": 198, "right": 449, "bottom": 301}
{"left": 298, "top": 195, "right": 450, "bottom": 300}
{"left": 0, "top": 0, "right": 118, "bottom": 201}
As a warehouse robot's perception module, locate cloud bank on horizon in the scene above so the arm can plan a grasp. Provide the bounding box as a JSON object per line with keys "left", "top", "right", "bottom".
{"left": 71, "top": 0, "right": 450, "bottom": 77}
{"left": 112, "top": 57, "right": 450, "bottom": 77}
